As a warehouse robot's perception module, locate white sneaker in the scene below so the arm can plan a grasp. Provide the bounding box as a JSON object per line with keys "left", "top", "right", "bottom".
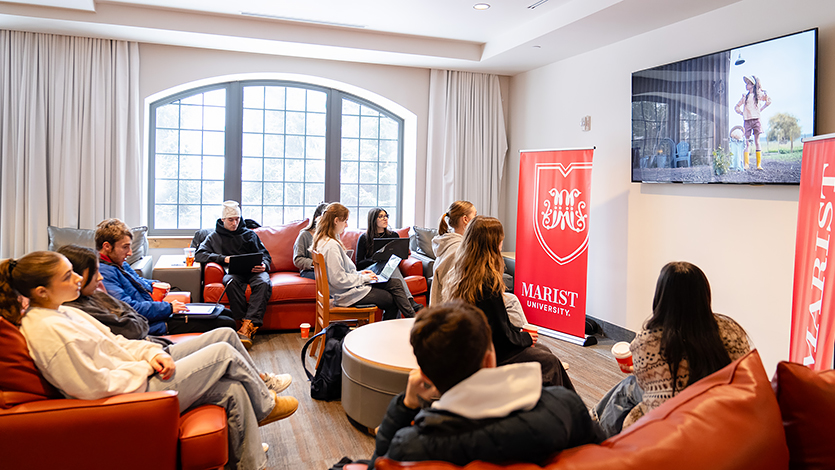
{"left": 262, "top": 443, "right": 269, "bottom": 453}
{"left": 262, "top": 373, "right": 292, "bottom": 393}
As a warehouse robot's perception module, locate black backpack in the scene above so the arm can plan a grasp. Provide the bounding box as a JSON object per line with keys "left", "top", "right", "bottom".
{"left": 300, "top": 321, "right": 353, "bottom": 401}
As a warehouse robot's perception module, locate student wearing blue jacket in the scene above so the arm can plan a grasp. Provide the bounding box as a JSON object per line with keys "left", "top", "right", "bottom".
{"left": 96, "top": 218, "right": 235, "bottom": 336}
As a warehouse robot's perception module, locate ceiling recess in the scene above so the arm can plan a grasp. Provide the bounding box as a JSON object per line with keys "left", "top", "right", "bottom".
{"left": 527, "top": 0, "right": 549, "bottom": 10}
{"left": 240, "top": 11, "right": 367, "bottom": 29}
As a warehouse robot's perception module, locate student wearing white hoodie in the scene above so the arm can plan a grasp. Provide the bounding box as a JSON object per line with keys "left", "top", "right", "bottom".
{"left": 311, "top": 203, "right": 415, "bottom": 320}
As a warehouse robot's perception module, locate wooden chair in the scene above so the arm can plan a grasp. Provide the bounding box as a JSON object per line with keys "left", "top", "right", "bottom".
{"left": 310, "top": 250, "right": 376, "bottom": 367}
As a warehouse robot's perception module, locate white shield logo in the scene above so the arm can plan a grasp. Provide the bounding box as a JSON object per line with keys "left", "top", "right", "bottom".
{"left": 532, "top": 162, "right": 592, "bottom": 265}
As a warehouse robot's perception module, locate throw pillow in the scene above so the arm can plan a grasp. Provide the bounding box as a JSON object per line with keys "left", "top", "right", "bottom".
{"left": 0, "top": 317, "right": 61, "bottom": 408}
{"left": 47, "top": 225, "right": 148, "bottom": 265}
{"left": 412, "top": 226, "right": 438, "bottom": 259}
{"left": 772, "top": 361, "right": 835, "bottom": 470}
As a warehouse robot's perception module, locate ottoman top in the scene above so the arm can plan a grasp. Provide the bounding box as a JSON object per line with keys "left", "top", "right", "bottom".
{"left": 343, "top": 318, "right": 418, "bottom": 372}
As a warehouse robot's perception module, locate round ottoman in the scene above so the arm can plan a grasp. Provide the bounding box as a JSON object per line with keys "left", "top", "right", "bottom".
{"left": 341, "top": 318, "right": 417, "bottom": 429}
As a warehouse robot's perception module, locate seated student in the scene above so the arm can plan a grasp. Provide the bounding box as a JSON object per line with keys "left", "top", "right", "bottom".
{"left": 0, "top": 251, "right": 297, "bottom": 470}
{"left": 96, "top": 218, "right": 236, "bottom": 336}
{"left": 57, "top": 244, "right": 167, "bottom": 346}
{"left": 312, "top": 203, "right": 415, "bottom": 320}
{"left": 444, "top": 216, "right": 573, "bottom": 389}
{"left": 431, "top": 200, "right": 475, "bottom": 307}
{"left": 355, "top": 207, "right": 422, "bottom": 312}
{"left": 433, "top": 201, "right": 527, "bottom": 324}
{"left": 593, "top": 261, "right": 751, "bottom": 436}
{"left": 370, "top": 301, "right": 604, "bottom": 468}
{"left": 294, "top": 202, "right": 329, "bottom": 280}
{"left": 196, "top": 201, "right": 273, "bottom": 344}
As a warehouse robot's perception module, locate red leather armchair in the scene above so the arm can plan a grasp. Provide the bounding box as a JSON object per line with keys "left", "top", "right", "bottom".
{"left": 0, "top": 318, "right": 228, "bottom": 470}
{"left": 203, "top": 220, "right": 428, "bottom": 330}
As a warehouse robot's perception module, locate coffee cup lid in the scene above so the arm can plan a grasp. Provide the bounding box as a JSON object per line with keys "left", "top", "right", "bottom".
{"left": 300, "top": 323, "right": 311, "bottom": 328}
{"left": 153, "top": 282, "right": 170, "bottom": 289}
{"left": 611, "top": 341, "right": 631, "bottom": 357}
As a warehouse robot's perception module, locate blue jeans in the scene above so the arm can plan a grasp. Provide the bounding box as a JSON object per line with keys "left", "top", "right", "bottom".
{"left": 591, "top": 374, "right": 644, "bottom": 438}
{"left": 147, "top": 328, "right": 274, "bottom": 470}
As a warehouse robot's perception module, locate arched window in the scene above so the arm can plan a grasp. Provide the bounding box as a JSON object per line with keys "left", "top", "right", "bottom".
{"left": 149, "top": 80, "right": 404, "bottom": 234}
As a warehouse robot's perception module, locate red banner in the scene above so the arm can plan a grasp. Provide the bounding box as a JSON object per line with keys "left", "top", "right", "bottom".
{"left": 790, "top": 135, "right": 835, "bottom": 369}
{"left": 514, "top": 149, "right": 594, "bottom": 339}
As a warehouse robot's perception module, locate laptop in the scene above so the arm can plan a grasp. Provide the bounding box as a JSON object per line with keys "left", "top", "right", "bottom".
{"left": 367, "top": 254, "right": 402, "bottom": 284}
{"left": 371, "top": 238, "right": 410, "bottom": 262}
{"left": 227, "top": 253, "right": 264, "bottom": 275}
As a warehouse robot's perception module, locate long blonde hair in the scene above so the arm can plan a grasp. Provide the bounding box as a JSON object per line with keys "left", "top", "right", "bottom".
{"left": 313, "top": 203, "right": 350, "bottom": 251}
{"left": 448, "top": 216, "right": 505, "bottom": 304}
{"left": 438, "top": 200, "right": 474, "bottom": 236}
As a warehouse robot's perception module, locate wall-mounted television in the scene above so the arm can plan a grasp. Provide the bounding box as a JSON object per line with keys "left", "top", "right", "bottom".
{"left": 631, "top": 29, "right": 817, "bottom": 184}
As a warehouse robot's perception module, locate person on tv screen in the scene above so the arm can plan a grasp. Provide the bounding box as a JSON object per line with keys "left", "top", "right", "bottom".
{"left": 734, "top": 75, "right": 772, "bottom": 170}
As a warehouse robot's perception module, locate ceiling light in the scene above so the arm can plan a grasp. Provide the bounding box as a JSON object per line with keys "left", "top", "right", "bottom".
{"left": 473, "top": 3, "right": 491, "bottom": 10}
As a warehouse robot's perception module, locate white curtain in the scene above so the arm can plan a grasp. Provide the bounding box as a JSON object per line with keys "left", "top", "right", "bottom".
{"left": 0, "top": 30, "right": 141, "bottom": 258}
{"left": 424, "top": 69, "right": 508, "bottom": 224}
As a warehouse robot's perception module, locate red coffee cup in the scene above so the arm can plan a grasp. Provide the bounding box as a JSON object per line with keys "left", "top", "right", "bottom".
{"left": 521, "top": 324, "right": 538, "bottom": 334}
{"left": 612, "top": 341, "right": 633, "bottom": 374}
{"left": 151, "top": 282, "right": 171, "bottom": 302}
{"left": 300, "top": 323, "right": 311, "bottom": 339}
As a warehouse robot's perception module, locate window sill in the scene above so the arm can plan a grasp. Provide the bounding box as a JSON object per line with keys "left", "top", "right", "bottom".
{"left": 149, "top": 236, "right": 192, "bottom": 249}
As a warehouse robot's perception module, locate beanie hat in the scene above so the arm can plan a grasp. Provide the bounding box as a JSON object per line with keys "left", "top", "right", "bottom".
{"left": 222, "top": 201, "right": 242, "bottom": 219}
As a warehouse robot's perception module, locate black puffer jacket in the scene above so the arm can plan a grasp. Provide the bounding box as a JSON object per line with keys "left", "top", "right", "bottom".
{"left": 370, "top": 386, "right": 605, "bottom": 468}
{"left": 195, "top": 219, "right": 272, "bottom": 268}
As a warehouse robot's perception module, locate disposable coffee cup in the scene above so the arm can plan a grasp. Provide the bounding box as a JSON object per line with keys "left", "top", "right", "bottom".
{"left": 151, "top": 282, "right": 171, "bottom": 302}
{"left": 300, "top": 323, "right": 311, "bottom": 339}
{"left": 521, "top": 324, "right": 538, "bottom": 334}
{"left": 612, "top": 341, "right": 633, "bottom": 374}
{"left": 184, "top": 247, "right": 196, "bottom": 267}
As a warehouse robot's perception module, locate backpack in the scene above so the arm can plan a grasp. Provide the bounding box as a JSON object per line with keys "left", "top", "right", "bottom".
{"left": 300, "top": 321, "right": 354, "bottom": 401}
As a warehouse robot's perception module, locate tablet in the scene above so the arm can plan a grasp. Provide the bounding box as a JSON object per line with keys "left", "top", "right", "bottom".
{"left": 228, "top": 253, "right": 264, "bottom": 275}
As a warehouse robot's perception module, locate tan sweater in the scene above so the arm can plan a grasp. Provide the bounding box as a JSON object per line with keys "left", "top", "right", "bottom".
{"left": 623, "top": 314, "right": 750, "bottom": 428}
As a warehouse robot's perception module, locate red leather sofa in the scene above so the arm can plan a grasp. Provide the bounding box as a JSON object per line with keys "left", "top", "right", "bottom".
{"left": 0, "top": 318, "right": 228, "bottom": 470}
{"left": 202, "top": 219, "right": 428, "bottom": 330}
{"left": 375, "top": 350, "right": 835, "bottom": 470}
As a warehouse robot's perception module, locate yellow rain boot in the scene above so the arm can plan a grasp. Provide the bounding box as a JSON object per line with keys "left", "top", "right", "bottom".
{"left": 744, "top": 151, "right": 750, "bottom": 169}
{"left": 756, "top": 150, "right": 763, "bottom": 170}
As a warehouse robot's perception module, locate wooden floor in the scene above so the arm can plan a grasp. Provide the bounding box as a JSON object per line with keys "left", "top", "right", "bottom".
{"left": 248, "top": 330, "right": 625, "bottom": 470}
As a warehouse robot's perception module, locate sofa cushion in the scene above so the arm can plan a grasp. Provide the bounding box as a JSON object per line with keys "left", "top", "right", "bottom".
{"left": 411, "top": 226, "right": 438, "bottom": 259}
{"left": 376, "top": 350, "right": 787, "bottom": 470}
{"left": 772, "top": 361, "right": 835, "bottom": 470}
{"left": 269, "top": 272, "right": 317, "bottom": 302}
{"left": 48, "top": 225, "right": 148, "bottom": 265}
{"left": 254, "top": 219, "right": 308, "bottom": 272}
{"left": 0, "top": 317, "right": 61, "bottom": 409}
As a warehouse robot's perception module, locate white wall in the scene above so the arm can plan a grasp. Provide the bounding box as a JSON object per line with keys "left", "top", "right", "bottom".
{"left": 504, "top": 0, "right": 835, "bottom": 374}
{"left": 138, "top": 43, "right": 432, "bottom": 227}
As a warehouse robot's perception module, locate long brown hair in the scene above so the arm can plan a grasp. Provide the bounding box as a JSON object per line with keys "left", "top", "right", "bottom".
{"left": 647, "top": 261, "right": 736, "bottom": 395}
{"left": 313, "top": 203, "right": 350, "bottom": 251}
{"left": 0, "top": 251, "right": 66, "bottom": 324}
{"left": 438, "top": 200, "right": 474, "bottom": 236}
{"left": 448, "top": 216, "right": 505, "bottom": 304}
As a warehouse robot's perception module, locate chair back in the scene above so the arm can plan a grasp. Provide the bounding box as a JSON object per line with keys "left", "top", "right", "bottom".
{"left": 311, "top": 250, "right": 330, "bottom": 325}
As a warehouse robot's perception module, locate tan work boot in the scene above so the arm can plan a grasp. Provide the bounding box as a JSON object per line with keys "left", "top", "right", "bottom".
{"left": 237, "top": 319, "right": 259, "bottom": 348}
{"left": 258, "top": 392, "right": 299, "bottom": 426}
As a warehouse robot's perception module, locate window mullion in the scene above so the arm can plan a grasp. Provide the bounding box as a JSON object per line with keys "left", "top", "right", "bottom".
{"left": 324, "top": 90, "right": 342, "bottom": 202}
{"left": 225, "top": 82, "right": 244, "bottom": 202}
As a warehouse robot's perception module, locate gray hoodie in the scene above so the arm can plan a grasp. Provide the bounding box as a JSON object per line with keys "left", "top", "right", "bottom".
{"left": 430, "top": 231, "right": 463, "bottom": 306}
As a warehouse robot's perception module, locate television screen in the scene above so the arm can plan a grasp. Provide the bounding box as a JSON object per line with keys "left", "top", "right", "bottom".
{"left": 631, "top": 29, "right": 817, "bottom": 184}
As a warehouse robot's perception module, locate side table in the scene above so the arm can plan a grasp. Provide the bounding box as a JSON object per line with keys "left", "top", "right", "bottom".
{"left": 153, "top": 255, "right": 202, "bottom": 302}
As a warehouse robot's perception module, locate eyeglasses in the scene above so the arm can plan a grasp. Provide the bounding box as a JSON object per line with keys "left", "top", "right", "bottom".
{"left": 378, "top": 214, "right": 389, "bottom": 219}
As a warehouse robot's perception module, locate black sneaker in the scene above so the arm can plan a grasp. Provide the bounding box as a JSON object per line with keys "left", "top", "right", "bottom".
{"left": 410, "top": 299, "right": 424, "bottom": 313}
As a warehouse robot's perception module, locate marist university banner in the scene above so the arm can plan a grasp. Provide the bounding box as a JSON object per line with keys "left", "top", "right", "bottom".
{"left": 790, "top": 134, "right": 835, "bottom": 370}
{"left": 514, "top": 148, "right": 594, "bottom": 341}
